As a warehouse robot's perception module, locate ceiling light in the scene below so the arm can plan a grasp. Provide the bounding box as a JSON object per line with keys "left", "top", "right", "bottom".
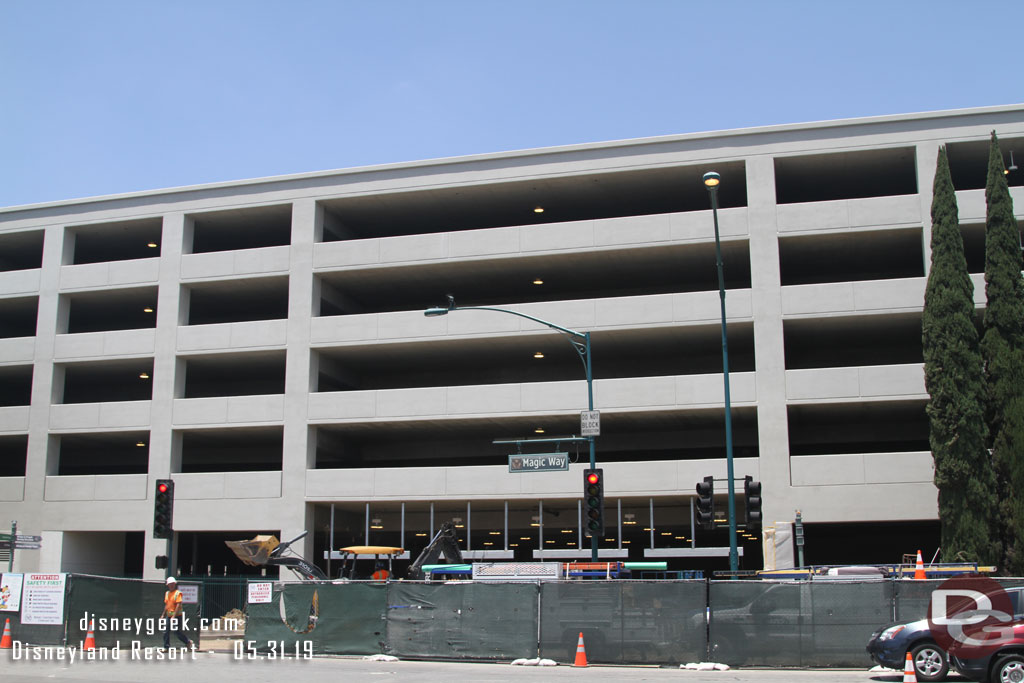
{"left": 509, "top": 543, "right": 518, "bottom": 547}
{"left": 136, "top": 442, "right": 146, "bottom": 447}
{"left": 454, "top": 524, "right": 464, "bottom": 529}
{"left": 415, "top": 533, "right": 427, "bottom": 537}
{"left": 534, "top": 427, "right": 545, "bottom": 434}
{"left": 139, "top": 372, "right": 150, "bottom": 379}
{"left": 147, "top": 242, "right": 158, "bottom": 248}
{"left": 560, "top": 529, "right": 573, "bottom": 534}
{"left": 489, "top": 531, "right": 501, "bottom": 535}
{"left": 533, "top": 352, "right": 545, "bottom": 359}
{"left": 532, "top": 278, "right": 544, "bottom": 285}
{"left": 545, "top": 540, "right": 555, "bottom": 544}
{"left": 520, "top": 536, "right": 531, "bottom": 540}
{"left": 533, "top": 206, "right": 544, "bottom": 214}
{"left": 483, "top": 542, "right": 493, "bottom": 546}
{"left": 143, "top": 307, "right": 154, "bottom": 313}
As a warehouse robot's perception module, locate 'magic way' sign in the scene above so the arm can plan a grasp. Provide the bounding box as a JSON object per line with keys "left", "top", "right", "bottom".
{"left": 508, "top": 453, "right": 570, "bottom": 473}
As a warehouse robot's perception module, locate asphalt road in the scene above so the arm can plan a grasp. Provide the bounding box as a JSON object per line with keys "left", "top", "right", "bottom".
{"left": 0, "top": 649, "right": 959, "bottom": 683}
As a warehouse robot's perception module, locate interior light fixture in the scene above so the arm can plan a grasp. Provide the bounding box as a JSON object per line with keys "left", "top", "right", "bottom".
{"left": 533, "top": 351, "right": 545, "bottom": 359}
{"left": 483, "top": 542, "right": 493, "bottom": 546}
{"left": 147, "top": 242, "right": 158, "bottom": 248}
{"left": 533, "top": 206, "right": 544, "bottom": 214}
{"left": 139, "top": 372, "right": 150, "bottom": 379}
{"left": 136, "top": 441, "right": 146, "bottom": 447}
{"left": 520, "top": 536, "right": 531, "bottom": 540}
{"left": 530, "top": 523, "right": 540, "bottom": 527}
{"left": 489, "top": 531, "right": 501, "bottom": 535}
{"left": 545, "top": 540, "right": 555, "bottom": 544}
{"left": 454, "top": 524, "right": 465, "bottom": 529}
{"left": 143, "top": 307, "right": 154, "bottom": 313}
{"left": 415, "top": 533, "right": 428, "bottom": 537}
{"left": 560, "top": 529, "right": 573, "bottom": 534}
{"left": 532, "top": 278, "right": 544, "bottom": 285}
{"left": 534, "top": 427, "right": 545, "bottom": 434}
{"left": 509, "top": 543, "right": 519, "bottom": 547}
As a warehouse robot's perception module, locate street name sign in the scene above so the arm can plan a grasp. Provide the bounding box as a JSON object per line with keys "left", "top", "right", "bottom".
{"left": 508, "top": 452, "right": 570, "bottom": 473}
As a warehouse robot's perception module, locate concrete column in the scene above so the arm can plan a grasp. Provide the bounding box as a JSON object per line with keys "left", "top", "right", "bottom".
{"left": 19, "top": 223, "right": 66, "bottom": 571}
{"left": 280, "top": 199, "right": 318, "bottom": 571}
{"left": 143, "top": 212, "right": 185, "bottom": 579}
{"left": 917, "top": 141, "right": 941, "bottom": 275}
{"left": 744, "top": 155, "right": 792, "bottom": 538}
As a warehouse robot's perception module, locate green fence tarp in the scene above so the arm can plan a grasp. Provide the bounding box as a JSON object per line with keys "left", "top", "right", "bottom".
{"left": 385, "top": 582, "right": 538, "bottom": 661}
{"left": 65, "top": 575, "right": 201, "bottom": 650}
{"left": 539, "top": 580, "right": 706, "bottom": 664}
{"left": 244, "top": 581, "right": 386, "bottom": 655}
{"left": 708, "top": 580, "right": 892, "bottom": 667}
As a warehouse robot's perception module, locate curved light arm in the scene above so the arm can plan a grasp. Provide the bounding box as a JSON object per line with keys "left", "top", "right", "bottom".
{"left": 425, "top": 303, "right": 584, "bottom": 340}
{"left": 424, "top": 297, "right": 590, "bottom": 386}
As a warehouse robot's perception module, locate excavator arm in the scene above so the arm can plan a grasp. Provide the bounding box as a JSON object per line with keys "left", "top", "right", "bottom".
{"left": 406, "top": 522, "right": 463, "bottom": 580}
{"left": 226, "top": 531, "right": 328, "bottom": 581}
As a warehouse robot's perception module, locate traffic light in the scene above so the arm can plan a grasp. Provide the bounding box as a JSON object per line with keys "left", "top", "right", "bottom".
{"left": 696, "top": 476, "right": 714, "bottom": 530}
{"left": 154, "top": 479, "right": 174, "bottom": 539}
{"left": 583, "top": 468, "right": 604, "bottom": 536}
{"left": 744, "top": 476, "right": 763, "bottom": 529}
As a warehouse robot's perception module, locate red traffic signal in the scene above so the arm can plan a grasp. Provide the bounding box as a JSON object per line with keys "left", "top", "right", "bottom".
{"left": 157, "top": 482, "right": 169, "bottom": 494}
{"left": 586, "top": 471, "right": 601, "bottom": 485}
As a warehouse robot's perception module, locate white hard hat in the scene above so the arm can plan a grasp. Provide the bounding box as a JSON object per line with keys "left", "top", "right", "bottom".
{"left": 165, "top": 576, "right": 177, "bottom": 584}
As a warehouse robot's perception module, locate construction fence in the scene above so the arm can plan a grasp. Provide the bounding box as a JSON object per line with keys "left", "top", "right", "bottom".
{"left": 4, "top": 573, "right": 1023, "bottom": 667}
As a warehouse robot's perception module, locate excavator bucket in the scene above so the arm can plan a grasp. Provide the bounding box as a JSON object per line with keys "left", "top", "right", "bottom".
{"left": 226, "top": 535, "right": 281, "bottom": 567}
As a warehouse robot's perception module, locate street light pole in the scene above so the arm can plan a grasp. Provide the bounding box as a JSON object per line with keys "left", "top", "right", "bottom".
{"left": 425, "top": 297, "right": 599, "bottom": 561}
{"left": 703, "top": 171, "right": 739, "bottom": 574}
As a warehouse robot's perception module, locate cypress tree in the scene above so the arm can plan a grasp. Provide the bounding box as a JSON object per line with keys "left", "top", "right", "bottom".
{"left": 923, "top": 147, "right": 996, "bottom": 564}
{"left": 981, "top": 131, "right": 1024, "bottom": 573}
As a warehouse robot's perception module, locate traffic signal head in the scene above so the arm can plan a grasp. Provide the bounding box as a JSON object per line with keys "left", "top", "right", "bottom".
{"left": 696, "top": 476, "right": 715, "bottom": 530}
{"left": 744, "top": 476, "right": 763, "bottom": 529}
{"left": 583, "top": 468, "right": 605, "bottom": 536}
{"left": 154, "top": 479, "right": 175, "bottom": 539}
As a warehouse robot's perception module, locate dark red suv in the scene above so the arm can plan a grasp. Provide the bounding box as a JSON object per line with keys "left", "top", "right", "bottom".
{"left": 949, "top": 622, "right": 1024, "bottom": 683}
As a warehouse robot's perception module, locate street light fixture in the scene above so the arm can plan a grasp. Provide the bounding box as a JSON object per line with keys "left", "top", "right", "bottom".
{"left": 425, "top": 295, "right": 599, "bottom": 561}
{"left": 703, "top": 171, "right": 739, "bottom": 574}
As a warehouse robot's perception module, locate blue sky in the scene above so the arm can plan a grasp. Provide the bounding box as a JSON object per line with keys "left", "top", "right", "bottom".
{"left": 1, "top": 1, "right": 1021, "bottom": 208}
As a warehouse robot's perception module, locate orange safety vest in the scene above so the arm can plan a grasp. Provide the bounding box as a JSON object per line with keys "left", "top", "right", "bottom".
{"left": 164, "top": 589, "right": 183, "bottom": 617}
{"left": 371, "top": 569, "right": 390, "bottom": 583}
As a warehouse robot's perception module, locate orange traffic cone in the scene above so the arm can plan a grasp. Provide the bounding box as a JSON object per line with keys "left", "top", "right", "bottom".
{"left": 83, "top": 619, "right": 96, "bottom": 651}
{"left": 573, "top": 632, "right": 588, "bottom": 667}
{"left": 0, "top": 618, "right": 12, "bottom": 649}
{"left": 914, "top": 549, "right": 926, "bottom": 580}
{"left": 903, "top": 650, "right": 918, "bottom": 682}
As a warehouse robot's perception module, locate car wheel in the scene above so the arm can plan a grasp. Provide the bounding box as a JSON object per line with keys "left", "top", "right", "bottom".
{"left": 910, "top": 642, "right": 948, "bottom": 682}
{"left": 994, "top": 654, "right": 1024, "bottom": 683}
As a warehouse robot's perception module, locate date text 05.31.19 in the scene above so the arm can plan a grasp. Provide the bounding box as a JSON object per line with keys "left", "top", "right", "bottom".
{"left": 233, "top": 640, "right": 314, "bottom": 660}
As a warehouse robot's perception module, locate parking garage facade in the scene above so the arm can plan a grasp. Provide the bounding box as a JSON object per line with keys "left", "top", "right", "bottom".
{"left": 1, "top": 105, "right": 1022, "bottom": 579}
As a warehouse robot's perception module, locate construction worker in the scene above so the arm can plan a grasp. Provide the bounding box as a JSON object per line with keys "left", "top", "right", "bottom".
{"left": 161, "top": 577, "right": 193, "bottom": 650}
{"left": 371, "top": 562, "right": 390, "bottom": 583}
